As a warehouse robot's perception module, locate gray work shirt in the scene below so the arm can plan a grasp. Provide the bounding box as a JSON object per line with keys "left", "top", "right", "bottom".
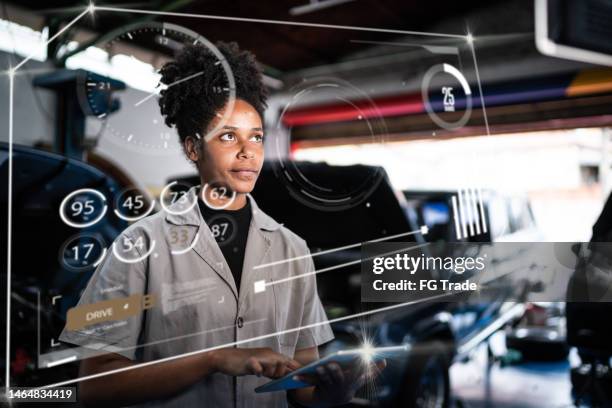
{"left": 59, "top": 186, "right": 334, "bottom": 407}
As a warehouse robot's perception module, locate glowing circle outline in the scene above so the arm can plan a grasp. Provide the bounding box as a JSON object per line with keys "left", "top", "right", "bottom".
{"left": 114, "top": 200, "right": 156, "bottom": 222}
{"left": 58, "top": 233, "right": 107, "bottom": 272}
{"left": 113, "top": 187, "right": 156, "bottom": 221}
{"left": 92, "top": 248, "right": 108, "bottom": 267}
{"left": 206, "top": 214, "right": 237, "bottom": 246}
{"left": 77, "top": 21, "right": 236, "bottom": 152}
{"left": 200, "top": 182, "right": 237, "bottom": 210}
{"left": 170, "top": 232, "right": 200, "bottom": 255}
{"left": 59, "top": 188, "right": 108, "bottom": 228}
{"left": 160, "top": 181, "right": 198, "bottom": 215}
{"left": 273, "top": 77, "right": 387, "bottom": 212}
{"left": 421, "top": 63, "right": 473, "bottom": 130}
{"left": 112, "top": 238, "right": 157, "bottom": 264}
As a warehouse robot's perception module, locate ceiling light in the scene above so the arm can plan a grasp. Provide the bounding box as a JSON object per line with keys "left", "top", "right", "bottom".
{"left": 290, "top": 0, "right": 355, "bottom": 16}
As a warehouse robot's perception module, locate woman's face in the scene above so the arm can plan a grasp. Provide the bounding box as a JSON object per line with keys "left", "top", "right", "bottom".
{"left": 188, "top": 99, "right": 264, "bottom": 197}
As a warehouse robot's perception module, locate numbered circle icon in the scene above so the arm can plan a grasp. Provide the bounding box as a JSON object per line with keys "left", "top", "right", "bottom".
{"left": 112, "top": 231, "right": 156, "bottom": 264}
{"left": 59, "top": 188, "right": 108, "bottom": 228}
{"left": 160, "top": 181, "right": 198, "bottom": 215}
{"left": 421, "top": 63, "right": 473, "bottom": 130}
{"left": 201, "top": 182, "right": 236, "bottom": 210}
{"left": 114, "top": 187, "right": 156, "bottom": 221}
{"left": 59, "top": 233, "right": 107, "bottom": 272}
{"left": 207, "top": 215, "right": 237, "bottom": 245}
{"left": 168, "top": 226, "right": 199, "bottom": 255}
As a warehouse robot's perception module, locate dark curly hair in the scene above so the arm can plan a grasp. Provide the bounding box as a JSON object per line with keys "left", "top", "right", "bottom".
{"left": 158, "top": 41, "right": 268, "bottom": 150}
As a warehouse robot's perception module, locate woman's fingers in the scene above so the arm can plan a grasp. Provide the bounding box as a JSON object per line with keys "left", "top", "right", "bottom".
{"left": 286, "top": 358, "right": 302, "bottom": 371}
{"left": 246, "top": 357, "right": 263, "bottom": 377}
{"left": 339, "top": 359, "right": 386, "bottom": 385}
{"left": 352, "top": 359, "right": 385, "bottom": 383}
{"left": 293, "top": 374, "right": 318, "bottom": 385}
{"left": 272, "top": 360, "right": 285, "bottom": 378}
{"left": 346, "top": 373, "right": 365, "bottom": 392}
{"left": 259, "top": 355, "right": 296, "bottom": 378}
{"left": 327, "top": 363, "right": 345, "bottom": 385}
{"left": 242, "top": 349, "right": 303, "bottom": 379}
{"left": 295, "top": 364, "right": 345, "bottom": 387}
{"left": 263, "top": 359, "right": 279, "bottom": 378}
{"left": 368, "top": 359, "right": 387, "bottom": 380}
{"left": 344, "top": 361, "right": 365, "bottom": 383}
{"left": 316, "top": 366, "right": 333, "bottom": 385}
{"left": 288, "top": 358, "right": 388, "bottom": 386}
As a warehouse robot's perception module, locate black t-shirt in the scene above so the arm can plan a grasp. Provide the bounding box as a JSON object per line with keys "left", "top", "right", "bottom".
{"left": 198, "top": 195, "right": 252, "bottom": 293}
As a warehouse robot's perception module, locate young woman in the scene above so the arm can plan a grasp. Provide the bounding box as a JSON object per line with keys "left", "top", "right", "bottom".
{"left": 60, "top": 42, "right": 384, "bottom": 407}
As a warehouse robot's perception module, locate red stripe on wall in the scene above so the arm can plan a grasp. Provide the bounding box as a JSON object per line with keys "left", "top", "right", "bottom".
{"left": 282, "top": 93, "right": 424, "bottom": 126}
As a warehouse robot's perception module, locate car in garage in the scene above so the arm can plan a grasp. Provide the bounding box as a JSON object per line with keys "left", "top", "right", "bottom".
{"left": 402, "top": 190, "right": 543, "bottom": 244}
{"left": 249, "top": 162, "right": 529, "bottom": 408}
{"left": 168, "top": 162, "right": 531, "bottom": 407}
{"left": 2, "top": 0, "right": 612, "bottom": 406}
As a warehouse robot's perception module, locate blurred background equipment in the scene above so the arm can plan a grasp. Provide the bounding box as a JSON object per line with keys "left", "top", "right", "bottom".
{"left": 536, "top": 0, "right": 612, "bottom": 67}
{"left": 33, "top": 69, "right": 124, "bottom": 159}
{"left": 566, "top": 191, "right": 612, "bottom": 407}
{"left": 1, "top": 0, "right": 612, "bottom": 406}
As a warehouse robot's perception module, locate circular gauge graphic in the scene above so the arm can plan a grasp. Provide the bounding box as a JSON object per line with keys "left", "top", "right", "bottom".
{"left": 59, "top": 188, "right": 108, "bottom": 228}
{"left": 274, "top": 77, "right": 387, "bottom": 212}
{"left": 112, "top": 230, "right": 156, "bottom": 264}
{"left": 421, "top": 63, "right": 473, "bottom": 130}
{"left": 114, "top": 186, "right": 156, "bottom": 221}
{"left": 59, "top": 233, "right": 107, "bottom": 272}
{"left": 207, "top": 214, "right": 237, "bottom": 245}
{"left": 168, "top": 226, "right": 199, "bottom": 255}
{"left": 77, "top": 21, "right": 235, "bottom": 152}
{"left": 201, "top": 182, "right": 236, "bottom": 210}
{"left": 76, "top": 70, "right": 124, "bottom": 139}
{"left": 160, "top": 181, "right": 198, "bottom": 215}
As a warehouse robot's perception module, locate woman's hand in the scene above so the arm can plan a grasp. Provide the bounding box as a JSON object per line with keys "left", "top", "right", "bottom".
{"left": 294, "top": 359, "right": 387, "bottom": 406}
{"left": 211, "top": 347, "right": 301, "bottom": 378}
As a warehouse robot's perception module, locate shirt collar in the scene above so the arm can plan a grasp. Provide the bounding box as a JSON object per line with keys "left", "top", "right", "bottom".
{"left": 164, "top": 185, "right": 282, "bottom": 231}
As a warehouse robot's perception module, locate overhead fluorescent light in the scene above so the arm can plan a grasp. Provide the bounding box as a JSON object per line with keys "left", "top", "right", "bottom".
{"left": 262, "top": 74, "right": 283, "bottom": 90}
{"left": 290, "top": 0, "right": 355, "bottom": 16}
{"left": 0, "top": 18, "right": 48, "bottom": 62}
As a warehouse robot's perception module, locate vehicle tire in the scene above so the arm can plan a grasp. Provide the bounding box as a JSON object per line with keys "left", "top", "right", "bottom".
{"left": 395, "top": 341, "right": 451, "bottom": 408}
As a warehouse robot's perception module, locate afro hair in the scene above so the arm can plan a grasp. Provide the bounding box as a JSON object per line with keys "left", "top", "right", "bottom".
{"left": 158, "top": 41, "right": 268, "bottom": 148}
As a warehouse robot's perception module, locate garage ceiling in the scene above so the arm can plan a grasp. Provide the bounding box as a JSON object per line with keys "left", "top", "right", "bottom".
{"left": 8, "top": 0, "right": 611, "bottom": 140}
{"left": 16, "top": 0, "right": 496, "bottom": 71}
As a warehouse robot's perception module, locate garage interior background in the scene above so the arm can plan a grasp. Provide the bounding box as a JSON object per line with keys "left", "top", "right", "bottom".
{"left": 2, "top": 0, "right": 611, "bottom": 242}
{"left": 2, "top": 1, "right": 612, "bottom": 407}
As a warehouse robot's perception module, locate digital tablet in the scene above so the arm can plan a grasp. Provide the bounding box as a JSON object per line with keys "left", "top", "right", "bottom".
{"left": 255, "top": 345, "right": 410, "bottom": 393}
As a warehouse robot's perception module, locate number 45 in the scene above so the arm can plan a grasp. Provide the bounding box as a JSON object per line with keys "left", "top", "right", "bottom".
{"left": 123, "top": 195, "right": 144, "bottom": 210}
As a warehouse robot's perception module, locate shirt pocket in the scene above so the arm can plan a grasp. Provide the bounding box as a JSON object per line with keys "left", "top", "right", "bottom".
{"left": 271, "top": 276, "right": 302, "bottom": 357}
